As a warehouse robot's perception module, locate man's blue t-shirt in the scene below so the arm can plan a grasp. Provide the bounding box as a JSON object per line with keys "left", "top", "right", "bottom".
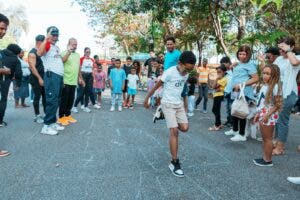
{"left": 109, "top": 68, "right": 126, "bottom": 94}
{"left": 164, "top": 49, "right": 181, "bottom": 70}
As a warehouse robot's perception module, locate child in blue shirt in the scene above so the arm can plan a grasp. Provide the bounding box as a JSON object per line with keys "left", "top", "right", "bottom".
{"left": 109, "top": 59, "right": 126, "bottom": 112}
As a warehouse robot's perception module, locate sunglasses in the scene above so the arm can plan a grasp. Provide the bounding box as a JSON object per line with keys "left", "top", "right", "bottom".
{"left": 183, "top": 68, "right": 193, "bottom": 73}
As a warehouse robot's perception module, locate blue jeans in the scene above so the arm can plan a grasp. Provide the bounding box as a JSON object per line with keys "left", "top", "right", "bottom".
{"left": 111, "top": 93, "right": 122, "bottom": 107}
{"left": 43, "top": 71, "right": 63, "bottom": 125}
{"left": 275, "top": 92, "right": 298, "bottom": 143}
{"left": 225, "top": 93, "right": 233, "bottom": 123}
{"left": 195, "top": 83, "right": 208, "bottom": 110}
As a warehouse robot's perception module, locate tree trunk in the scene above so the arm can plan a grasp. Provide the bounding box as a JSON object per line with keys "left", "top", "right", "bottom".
{"left": 123, "top": 39, "right": 130, "bottom": 56}
{"left": 210, "top": 2, "right": 230, "bottom": 56}
{"left": 237, "top": 0, "right": 246, "bottom": 41}
{"left": 196, "top": 40, "right": 203, "bottom": 67}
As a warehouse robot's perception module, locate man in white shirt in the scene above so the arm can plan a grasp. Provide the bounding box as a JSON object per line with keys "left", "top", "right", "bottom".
{"left": 37, "top": 26, "right": 65, "bottom": 135}
{"left": 272, "top": 36, "right": 300, "bottom": 155}
{"left": 144, "top": 51, "right": 196, "bottom": 178}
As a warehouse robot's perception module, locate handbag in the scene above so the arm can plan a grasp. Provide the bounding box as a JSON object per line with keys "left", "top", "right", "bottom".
{"left": 231, "top": 83, "right": 249, "bottom": 119}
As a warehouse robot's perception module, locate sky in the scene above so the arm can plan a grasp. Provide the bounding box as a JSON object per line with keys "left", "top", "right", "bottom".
{"left": 1, "top": 0, "right": 99, "bottom": 55}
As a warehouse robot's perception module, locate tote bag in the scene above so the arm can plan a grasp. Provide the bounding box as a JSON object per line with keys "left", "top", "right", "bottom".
{"left": 231, "top": 83, "right": 249, "bottom": 119}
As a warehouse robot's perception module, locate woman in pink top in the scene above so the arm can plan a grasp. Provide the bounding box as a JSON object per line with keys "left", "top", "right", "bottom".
{"left": 93, "top": 65, "right": 106, "bottom": 107}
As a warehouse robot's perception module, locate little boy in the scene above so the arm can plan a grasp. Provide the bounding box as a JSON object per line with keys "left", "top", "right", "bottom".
{"left": 126, "top": 68, "right": 139, "bottom": 109}
{"left": 109, "top": 59, "right": 126, "bottom": 112}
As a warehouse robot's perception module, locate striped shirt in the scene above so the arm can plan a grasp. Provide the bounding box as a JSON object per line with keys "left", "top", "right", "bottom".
{"left": 197, "top": 67, "right": 209, "bottom": 84}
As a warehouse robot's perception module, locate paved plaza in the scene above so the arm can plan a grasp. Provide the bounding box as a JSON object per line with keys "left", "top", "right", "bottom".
{"left": 1, "top": 91, "right": 300, "bottom": 200}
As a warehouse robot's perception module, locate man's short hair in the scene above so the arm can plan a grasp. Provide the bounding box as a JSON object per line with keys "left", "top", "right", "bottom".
{"left": 165, "top": 36, "right": 176, "bottom": 43}
{"left": 94, "top": 55, "right": 99, "bottom": 59}
{"left": 265, "top": 47, "right": 280, "bottom": 56}
{"left": 35, "top": 35, "right": 45, "bottom": 42}
{"left": 202, "top": 58, "right": 208, "bottom": 62}
{"left": 179, "top": 51, "right": 196, "bottom": 65}
{"left": 0, "top": 13, "right": 9, "bottom": 25}
{"left": 126, "top": 56, "right": 132, "bottom": 61}
{"left": 115, "top": 58, "right": 121, "bottom": 62}
{"left": 220, "top": 56, "right": 231, "bottom": 64}
{"left": 7, "top": 44, "right": 22, "bottom": 55}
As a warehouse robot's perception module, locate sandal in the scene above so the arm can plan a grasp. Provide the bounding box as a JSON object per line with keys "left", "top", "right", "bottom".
{"left": 272, "top": 141, "right": 285, "bottom": 156}
{"left": 208, "top": 126, "right": 222, "bottom": 131}
{"left": 0, "top": 150, "right": 10, "bottom": 157}
{"left": 272, "top": 148, "right": 285, "bottom": 156}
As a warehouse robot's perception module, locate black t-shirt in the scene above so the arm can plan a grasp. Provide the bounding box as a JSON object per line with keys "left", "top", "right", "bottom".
{"left": 188, "top": 83, "right": 195, "bottom": 96}
{"left": 29, "top": 48, "right": 44, "bottom": 76}
{"left": 107, "top": 64, "right": 115, "bottom": 77}
{"left": 123, "top": 64, "right": 132, "bottom": 76}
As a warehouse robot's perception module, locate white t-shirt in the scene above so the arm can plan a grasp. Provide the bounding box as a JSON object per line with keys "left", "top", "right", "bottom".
{"left": 127, "top": 74, "right": 139, "bottom": 89}
{"left": 81, "top": 58, "right": 94, "bottom": 73}
{"left": 161, "top": 66, "right": 188, "bottom": 105}
{"left": 41, "top": 43, "right": 64, "bottom": 76}
{"left": 274, "top": 54, "right": 300, "bottom": 98}
{"left": 257, "top": 84, "right": 279, "bottom": 107}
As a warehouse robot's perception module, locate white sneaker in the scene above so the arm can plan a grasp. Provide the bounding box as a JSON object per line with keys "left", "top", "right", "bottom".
{"left": 80, "top": 105, "right": 85, "bottom": 110}
{"left": 34, "top": 115, "right": 44, "bottom": 124}
{"left": 41, "top": 125, "right": 58, "bottom": 135}
{"left": 110, "top": 106, "right": 115, "bottom": 112}
{"left": 83, "top": 107, "right": 91, "bottom": 113}
{"left": 224, "top": 129, "right": 238, "bottom": 136}
{"left": 118, "top": 106, "right": 122, "bottom": 112}
{"left": 71, "top": 107, "right": 78, "bottom": 113}
{"left": 187, "top": 112, "right": 194, "bottom": 117}
{"left": 51, "top": 123, "right": 65, "bottom": 131}
{"left": 287, "top": 177, "right": 300, "bottom": 185}
{"left": 202, "top": 110, "right": 207, "bottom": 114}
{"left": 93, "top": 104, "right": 101, "bottom": 109}
{"left": 230, "top": 134, "right": 247, "bottom": 142}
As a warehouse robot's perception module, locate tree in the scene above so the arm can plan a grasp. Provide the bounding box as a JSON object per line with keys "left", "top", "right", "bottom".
{"left": 0, "top": 3, "right": 29, "bottom": 49}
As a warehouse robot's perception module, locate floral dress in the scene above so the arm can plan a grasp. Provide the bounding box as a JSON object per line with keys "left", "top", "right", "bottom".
{"left": 256, "top": 84, "right": 280, "bottom": 126}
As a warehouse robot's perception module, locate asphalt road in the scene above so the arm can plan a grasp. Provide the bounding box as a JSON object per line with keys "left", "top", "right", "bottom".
{"left": 1, "top": 90, "right": 299, "bottom": 200}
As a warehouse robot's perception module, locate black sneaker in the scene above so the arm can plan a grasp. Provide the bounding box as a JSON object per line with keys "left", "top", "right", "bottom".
{"left": 253, "top": 158, "right": 273, "bottom": 167}
{"left": 169, "top": 159, "right": 184, "bottom": 177}
{"left": 0, "top": 121, "right": 7, "bottom": 127}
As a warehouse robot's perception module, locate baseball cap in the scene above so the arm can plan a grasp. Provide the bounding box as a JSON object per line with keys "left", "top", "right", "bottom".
{"left": 46, "top": 26, "right": 59, "bottom": 36}
{"left": 35, "top": 34, "right": 45, "bottom": 42}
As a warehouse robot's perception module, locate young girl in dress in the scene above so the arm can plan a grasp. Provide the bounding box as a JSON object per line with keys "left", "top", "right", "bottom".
{"left": 253, "top": 64, "right": 282, "bottom": 167}
{"left": 93, "top": 65, "right": 106, "bottom": 107}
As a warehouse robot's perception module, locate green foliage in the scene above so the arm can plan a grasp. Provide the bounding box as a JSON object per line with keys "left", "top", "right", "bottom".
{"left": 74, "top": 0, "right": 298, "bottom": 56}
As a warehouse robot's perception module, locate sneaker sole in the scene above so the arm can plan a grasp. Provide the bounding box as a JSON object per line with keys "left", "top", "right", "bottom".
{"left": 168, "top": 164, "right": 184, "bottom": 178}
{"left": 230, "top": 138, "right": 247, "bottom": 142}
{"left": 253, "top": 160, "right": 273, "bottom": 167}
{"left": 41, "top": 131, "right": 58, "bottom": 135}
